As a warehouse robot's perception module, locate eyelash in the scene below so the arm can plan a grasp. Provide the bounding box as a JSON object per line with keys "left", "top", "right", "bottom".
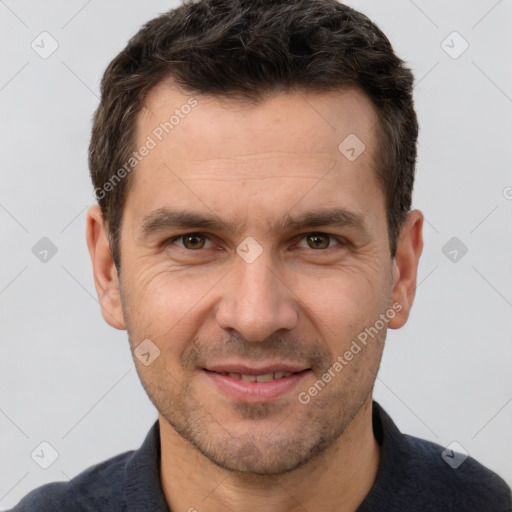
{"left": 164, "top": 232, "right": 347, "bottom": 252}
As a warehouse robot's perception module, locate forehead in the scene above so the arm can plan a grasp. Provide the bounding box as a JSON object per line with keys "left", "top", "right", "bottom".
{"left": 138, "top": 81, "right": 379, "bottom": 161}
{"left": 124, "top": 82, "right": 384, "bottom": 235}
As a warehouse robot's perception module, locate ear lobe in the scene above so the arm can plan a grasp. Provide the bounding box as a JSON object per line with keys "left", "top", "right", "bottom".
{"left": 388, "top": 209, "right": 424, "bottom": 330}
{"left": 86, "top": 205, "right": 126, "bottom": 330}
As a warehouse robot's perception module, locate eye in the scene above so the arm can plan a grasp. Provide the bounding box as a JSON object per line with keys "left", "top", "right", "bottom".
{"left": 168, "top": 233, "right": 214, "bottom": 250}
{"left": 296, "top": 232, "right": 343, "bottom": 250}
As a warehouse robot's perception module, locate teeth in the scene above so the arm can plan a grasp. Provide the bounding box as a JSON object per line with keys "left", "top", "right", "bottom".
{"left": 224, "top": 371, "right": 296, "bottom": 381}
{"left": 255, "top": 373, "right": 274, "bottom": 382}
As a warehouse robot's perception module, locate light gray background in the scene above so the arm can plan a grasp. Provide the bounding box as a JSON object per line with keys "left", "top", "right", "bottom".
{"left": 1, "top": 0, "right": 511, "bottom": 508}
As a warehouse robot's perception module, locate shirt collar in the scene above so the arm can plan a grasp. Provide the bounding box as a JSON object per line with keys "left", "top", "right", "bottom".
{"left": 123, "top": 419, "right": 170, "bottom": 512}
{"left": 356, "top": 400, "right": 422, "bottom": 510}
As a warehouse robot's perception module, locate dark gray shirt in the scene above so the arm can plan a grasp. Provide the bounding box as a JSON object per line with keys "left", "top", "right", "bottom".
{"left": 8, "top": 401, "right": 511, "bottom": 511}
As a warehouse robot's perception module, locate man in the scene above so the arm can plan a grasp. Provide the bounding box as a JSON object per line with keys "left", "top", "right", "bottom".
{"left": 9, "top": 0, "right": 511, "bottom": 510}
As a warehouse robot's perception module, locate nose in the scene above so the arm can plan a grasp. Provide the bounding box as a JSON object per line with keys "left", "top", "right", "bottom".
{"left": 215, "top": 250, "right": 298, "bottom": 342}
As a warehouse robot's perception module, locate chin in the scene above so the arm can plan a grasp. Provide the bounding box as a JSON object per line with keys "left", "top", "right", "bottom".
{"left": 186, "top": 423, "right": 336, "bottom": 476}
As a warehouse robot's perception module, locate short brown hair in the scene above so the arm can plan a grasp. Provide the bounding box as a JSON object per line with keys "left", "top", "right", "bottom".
{"left": 89, "top": 0, "right": 418, "bottom": 270}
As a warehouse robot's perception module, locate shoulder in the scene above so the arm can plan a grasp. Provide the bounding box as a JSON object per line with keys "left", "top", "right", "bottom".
{"left": 366, "top": 402, "right": 512, "bottom": 511}
{"left": 6, "top": 450, "right": 135, "bottom": 512}
{"left": 399, "top": 433, "right": 511, "bottom": 511}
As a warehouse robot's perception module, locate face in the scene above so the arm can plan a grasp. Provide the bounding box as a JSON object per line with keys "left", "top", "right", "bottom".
{"left": 94, "top": 83, "right": 412, "bottom": 475}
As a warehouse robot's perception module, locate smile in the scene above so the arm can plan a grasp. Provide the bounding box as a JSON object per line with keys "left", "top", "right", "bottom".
{"left": 216, "top": 371, "right": 295, "bottom": 382}
{"left": 202, "top": 367, "right": 311, "bottom": 403}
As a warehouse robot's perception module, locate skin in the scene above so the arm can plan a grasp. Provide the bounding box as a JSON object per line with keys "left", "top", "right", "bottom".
{"left": 87, "top": 82, "right": 423, "bottom": 512}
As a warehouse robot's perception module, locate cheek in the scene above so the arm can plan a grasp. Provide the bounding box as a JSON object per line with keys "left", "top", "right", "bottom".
{"left": 124, "top": 262, "right": 223, "bottom": 346}
{"left": 297, "top": 264, "right": 390, "bottom": 346}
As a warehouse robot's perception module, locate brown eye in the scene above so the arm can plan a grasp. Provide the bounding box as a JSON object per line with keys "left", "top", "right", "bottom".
{"left": 183, "top": 234, "right": 205, "bottom": 249}
{"left": 297, "top": 232, "right": 339, "bottom": 250}
{"left": 171, "top": 233, "right": 212, "bottom": 250}
{"left": 307, "top": 233, "right": 330, "bottom": 249}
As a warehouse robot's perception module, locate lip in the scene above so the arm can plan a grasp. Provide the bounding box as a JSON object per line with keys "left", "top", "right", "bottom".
{"left": 204, "top": 363, "right": 309, "bottom": 374}
{"left": 202, "top": 367, "right": 311, "bottom": 403}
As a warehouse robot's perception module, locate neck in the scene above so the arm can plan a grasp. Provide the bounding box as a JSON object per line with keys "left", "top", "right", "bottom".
{"left": 159, "top": 399, "right": 379, "bottom": 512}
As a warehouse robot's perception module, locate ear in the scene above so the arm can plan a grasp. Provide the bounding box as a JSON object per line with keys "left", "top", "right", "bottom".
{"left": 86, "top": 205, "right": 126, "bottom": 330}
{"left": 388, "top": 209, "right": 424, "bottom": 329}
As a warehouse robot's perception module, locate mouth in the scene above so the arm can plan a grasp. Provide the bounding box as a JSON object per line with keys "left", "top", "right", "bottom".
{"left": 202, "top": 364, "right": 311, "bottom": 403}
{"left": 212, "top": 370, "right": 297, "bottom": 382}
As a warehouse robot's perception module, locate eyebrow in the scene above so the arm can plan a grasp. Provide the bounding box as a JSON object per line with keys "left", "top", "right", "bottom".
{"left": 138, "top": 207, "right": 369, "bottom": 241}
